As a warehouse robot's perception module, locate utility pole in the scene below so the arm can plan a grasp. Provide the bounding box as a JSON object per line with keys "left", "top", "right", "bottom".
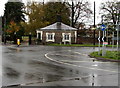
{"left": 93, "top": 1, "right": 96, "bottom": 46}
{"left": 71, "top": 0, "right": 74, "bottom": 27}
{"left": 116, "top": 3, "right": 120, "bottom": 51}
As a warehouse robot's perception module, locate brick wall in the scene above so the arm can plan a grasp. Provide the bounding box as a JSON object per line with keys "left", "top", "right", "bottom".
{"left": 41, "top": 30, "right": 76, "bottom": 44}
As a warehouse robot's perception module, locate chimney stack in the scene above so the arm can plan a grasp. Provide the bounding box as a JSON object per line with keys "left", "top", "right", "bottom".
{"left": 56, "top": 14, "right": 61, "bottom": 30}
{"left": 56, "top": 14, "right": 62, "bottom": 22}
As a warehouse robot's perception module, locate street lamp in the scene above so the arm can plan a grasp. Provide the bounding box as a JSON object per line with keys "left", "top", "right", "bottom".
{"left": 116, "top": 24, "right": 119, "bottom": 50}
{"left": 93, "top": 1, "right": 96, "bottom": 46}
{"left": 71, "top": 0, "right": 74, "bottom": 27}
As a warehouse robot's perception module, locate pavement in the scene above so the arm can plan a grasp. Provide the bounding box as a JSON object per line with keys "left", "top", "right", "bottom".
{"left": 0, "top": 45, "right": 2, "bottom": 88}
{"left": 1, "top": 44, "right": 119, "bottom": 87}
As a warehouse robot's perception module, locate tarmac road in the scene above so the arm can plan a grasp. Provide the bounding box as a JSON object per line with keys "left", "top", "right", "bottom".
{"left": 1, "top": 45, "right": 119, "bottom": 86}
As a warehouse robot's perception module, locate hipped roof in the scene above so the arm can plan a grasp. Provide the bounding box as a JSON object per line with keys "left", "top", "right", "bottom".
{"left": 38, "top": 22, "right": 77, "bottom": 31}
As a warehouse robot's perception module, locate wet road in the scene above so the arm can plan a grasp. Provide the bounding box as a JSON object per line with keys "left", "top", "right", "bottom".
{"left": 0, "top": 45, "right": 2, "bottom": 87}
{"left": 2, "top": 45, "right": 119, "bottom": 86}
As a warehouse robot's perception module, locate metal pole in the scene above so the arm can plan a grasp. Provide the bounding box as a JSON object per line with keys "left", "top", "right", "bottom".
{"left": 71, "top": 0, "right": 74, "bottom": 27}
{"left": 98, "top": 31, "right": 101, "bottom": 55}
{"left": 112, "top": 32, "right": 114, "bottom": 49}
{"left": 93, "top": 1, "right": 96, "bottom": 46}
{"left": 117, "top": 25, "right": 119, "bottom": 50}
{"left": 107, "top": 27, "right": 108, "bottom": 43}
{"left": 102, "top": 31, "right": 105, "bottom": 56}
{"left": 117, "top": 5, "right": 120, "bottom": 51}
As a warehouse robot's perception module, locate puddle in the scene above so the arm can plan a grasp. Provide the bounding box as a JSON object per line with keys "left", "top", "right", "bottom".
{"left": 4, "top": 67, "right": 20, "bottom": 78}
{"left": 25, "top": 72, "right": 63, "bottom": 82}
{"left": 28, "top": 60, "right": 65, "bottom": 70}
{"left": 25, "top": 73, "right": 43, "bottom": 80}
{"left": 8, "top": 47, "right": 22, "bottom": 53}
{"left": 8, "top": 57, "right": 23, "bottom": 63}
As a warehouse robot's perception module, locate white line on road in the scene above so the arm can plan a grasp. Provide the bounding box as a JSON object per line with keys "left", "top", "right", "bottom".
{"left": 73, "top": 51, "right": 88, "bottom": 56}
{"left": 60, "top": 60, "right": 110, "bottom": 64}
{"left": 45, "top": 52, "right": 117, "bottom": 73}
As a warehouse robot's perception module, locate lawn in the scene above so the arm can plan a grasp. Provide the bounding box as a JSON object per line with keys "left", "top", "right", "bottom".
{"left": 90, "top": 50, "right": 120, "bottom": 60}
{"left": 47, "top": 43, "right": 116, "bottom": 47}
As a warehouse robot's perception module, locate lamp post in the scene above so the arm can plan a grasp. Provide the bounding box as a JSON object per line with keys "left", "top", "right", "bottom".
{"left": 116, "top": 24, "right": 119, "bottom": 50}
{"left": 116, "top": 3, "right": 120, "bottom": 51}
{"left": 93, "top": 1, "right": 96, "bottom": 46}
{"left": 71, "top": 0, "right": 74, "bottom": 27}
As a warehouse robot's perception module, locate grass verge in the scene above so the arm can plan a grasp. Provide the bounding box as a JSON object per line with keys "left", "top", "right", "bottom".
{"left": 47, "top": 43, "right": 116, "bottom": 47}
{"left": 90, "top": 50, "right": 120, "bottom": 60}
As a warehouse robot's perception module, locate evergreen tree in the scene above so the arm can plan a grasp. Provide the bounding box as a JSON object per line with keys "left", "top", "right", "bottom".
{"left": 4, "top": 1, "right": 25, "bottom": 43}
{"left": 4, "top": 1, "right": 25, "bottom": 25}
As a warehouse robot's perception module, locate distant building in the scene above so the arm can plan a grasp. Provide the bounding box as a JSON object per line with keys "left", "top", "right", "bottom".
{"left": 36, "top": 22, "right": 77, "bottom": 44}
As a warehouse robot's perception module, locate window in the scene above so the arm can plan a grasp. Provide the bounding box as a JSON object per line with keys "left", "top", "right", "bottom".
{"left": 62, "top": 33, "right": 71, "bottom": 42}
{"left": 64, "top": 34, "right": 69, "bottom": 40}
{"left": 46, "top": 33, "right": 55, "bottom": 42}
{"left": 48, "top": 34, "right": 53, "bottom": 40}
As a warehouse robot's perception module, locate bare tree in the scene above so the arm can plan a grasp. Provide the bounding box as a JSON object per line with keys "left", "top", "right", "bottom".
{"left": 100, "top": 1, "right": 120, "bottom": 29}
{"left": 64, "top": 0, "right": 92, "bottom": 28}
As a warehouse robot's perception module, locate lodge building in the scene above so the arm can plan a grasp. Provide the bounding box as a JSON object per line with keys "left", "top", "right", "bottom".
{"left": 36, "top": 22, "right": 77, "bottom": 44}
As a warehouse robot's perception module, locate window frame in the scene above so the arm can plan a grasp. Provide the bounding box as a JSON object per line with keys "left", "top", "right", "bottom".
{"left": 46, "top": 33, "right": 55, "bottom": 42}
{"left": 37, "top": 31, "right": 43, "bottom": 40}
{"left": 62, "top": 33, "right": 71, "bottom": 42}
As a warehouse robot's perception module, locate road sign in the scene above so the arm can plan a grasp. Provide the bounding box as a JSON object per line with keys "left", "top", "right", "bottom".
{"left": 101, "top": 24, "right": 106, "bottom": 31}
{"left": 103, "top": 42, "right": 108, "bottom": 45}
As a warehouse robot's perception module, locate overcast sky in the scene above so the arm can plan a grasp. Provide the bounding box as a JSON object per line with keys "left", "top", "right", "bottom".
{"left": 0, "top": 0, "right": 114, "bottom": 24}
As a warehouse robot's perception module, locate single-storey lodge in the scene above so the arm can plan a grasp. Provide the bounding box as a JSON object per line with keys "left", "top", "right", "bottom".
{"left": 36, "top": 22, "right": 77, "bottom": 44}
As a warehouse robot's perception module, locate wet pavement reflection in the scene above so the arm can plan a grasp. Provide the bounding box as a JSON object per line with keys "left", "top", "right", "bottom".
{"left": 2, "top": 45, "right": 119, "bottom": 86}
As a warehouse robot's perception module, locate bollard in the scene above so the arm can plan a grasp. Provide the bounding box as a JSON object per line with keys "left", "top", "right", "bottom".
{"left": 17, "top": 39, "right": 20, "bottom": 47}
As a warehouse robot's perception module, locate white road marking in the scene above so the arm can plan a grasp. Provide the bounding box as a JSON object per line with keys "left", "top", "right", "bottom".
{"left": 60, "top": 60, "right": 109, "bottom": 64}
{"left": 60, "top": 60, "right": 92, "bottom": 62}
{"left": 92, "top": 64, "right": 98, "bottom": 66}
{"left": 45, "top": 52, "right": 117, "bottom": 73}
{"left": 49, "top": 53, "right": 110, "bottom": 64}
{"left": 73, "top": 51, "right": 88, "bottom": 56}
{"left": 49, "top": 54, "right": 79, "bottom": 58}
